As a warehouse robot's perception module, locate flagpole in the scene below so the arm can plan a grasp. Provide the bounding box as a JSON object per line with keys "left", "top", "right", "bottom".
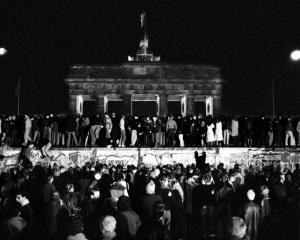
{"left": 17, "top": 75, "right": 20, "bottom": 116}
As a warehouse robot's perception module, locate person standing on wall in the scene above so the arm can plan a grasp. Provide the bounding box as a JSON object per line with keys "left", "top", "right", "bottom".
{"left": 166, "top": 115, "right": 177, "bottom": 147}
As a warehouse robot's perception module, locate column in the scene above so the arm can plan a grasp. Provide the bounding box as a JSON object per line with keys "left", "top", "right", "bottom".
{"left": 156, "top": 95, "right": 160, "bottom": 116}
{"left": 76, "top": 95, "right": 84, "bottom": 115}
{"left": 205, "top": 96, "right": 214, "bottom": 116}
{"left": 159, "top": 94, "right": 168, "bottom": 117}
{"left": 96, "top": 95, "right": 104, "bottom": 115}
{"left": 186, "top": 95, "right": 194, "bottom": 115}
{"left": 69, "top": 95, "right": 76, "bottom": 113}
{"left": 123, "top": 94, "right": 132, "bottom": 115}
{"left": 214, "top": 96, "right": 222, "bottom": 115}
{"left": 181, "top": 95, "right": 187, "bottom": 116}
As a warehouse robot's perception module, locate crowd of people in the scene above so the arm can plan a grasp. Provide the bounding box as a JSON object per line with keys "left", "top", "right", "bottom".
{"left": 1, "top": 113, "right": 300, "bottom": 149}
{"left": 0, "top": 152, "right": 299, "bottom": 240}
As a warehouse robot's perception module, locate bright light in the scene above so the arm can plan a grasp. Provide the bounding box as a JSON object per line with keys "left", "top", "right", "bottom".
{"left": 290, "top": 49, "right": 300, "bottom": 61}
{"left": 94, "top": 172, "right": 101, "bottom": 180}
{"left": 128, "top": 56, "right": 134, "bottom": 62}
{"left": 0, "top": 47, "right": 7, "bottom": 56}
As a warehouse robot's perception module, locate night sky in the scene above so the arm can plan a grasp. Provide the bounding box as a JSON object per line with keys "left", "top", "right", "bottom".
{"left": 1, "top": 0, "right": 300, "bottom": 116}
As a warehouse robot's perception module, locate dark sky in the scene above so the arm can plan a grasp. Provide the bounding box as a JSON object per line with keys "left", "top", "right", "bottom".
{"left": 1, "top": 0, "right": 300, "bottom": 115}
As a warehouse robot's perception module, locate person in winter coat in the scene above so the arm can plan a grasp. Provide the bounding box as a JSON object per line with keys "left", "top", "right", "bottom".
{"left": 119, "top": 115, "right": 126, "bottom": 147}
{"left": 66, "top": 114, "right": 78, "bottom": 147}
{"left": 99, "top": 215, "right": 118, "bottom": 240}
{"left": 138, "top": 180, "right": 162, "bottom": 225}
{"left": 241, "top": 190, "right": 260, "bottom": 240}
{"left": 156, "top": 176, "right": 172, "bottom": 231}
{"left": 62, "top": 183, "right": 83, "bottom": 216}
{"left": 15, "top": 188, "right": 34, "bottom": 236}
{"left": 23, "top": 114, "right": 32, "bottom": 146}
{"left": 273, "top": 116, "right": 283, "bottom": 147}
{"left": 259, "top": 185, "right": 271, "bottom": 222}
{"left": 285, "top": 117, "right": 295, "bottom": 147}
{"left": 192, "top": 173, "right": 216, "bottom": 238}
{"left": 152, "top": 116, "right": 162, "bottom": 147}
{"left": 116, "top": 195, "right": 142, "bottom": 240}
{"left": 136, "top": 202, "right": 173, "bottom": 240}
{"left": 43, "top": 174, "right": 56, "bottom": 205}
{"left": 170, "top": 180, "right": 186, "bottom": 240}
{"left": 0, "top": 204, "right": 26, "bottom": 240}
{"left": 45, "top": 191, "right": 63, "bottom": 235}
{"left": 66, "top": 214, "right": 88, "bottom": 240}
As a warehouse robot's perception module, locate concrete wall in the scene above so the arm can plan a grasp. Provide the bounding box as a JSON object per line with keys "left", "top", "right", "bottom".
{"left": 1, "top": 147, "right": 299, "bottom": 172}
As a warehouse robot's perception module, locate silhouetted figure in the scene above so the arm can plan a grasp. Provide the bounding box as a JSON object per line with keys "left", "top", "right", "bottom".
{"left": 195, "top": 151, "right": 206, "bottom": 172}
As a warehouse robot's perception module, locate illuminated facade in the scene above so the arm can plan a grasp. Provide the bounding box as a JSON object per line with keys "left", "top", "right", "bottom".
{"left": 65, "top": 13, "right": 223, "bottom": 116}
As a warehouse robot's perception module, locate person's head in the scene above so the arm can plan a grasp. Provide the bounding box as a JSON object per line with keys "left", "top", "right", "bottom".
{"left": 66, "top": 183, "right": 75, "bottom": 193}
{"left": 217, "top": 163, "right": 224, "bottom": 170}
{"left": 117, "top": 195, "right": 131, "bottom": 212}
{"left": 202, "top": 174, "right": 213, "bottom": 185}
{"left": 247, "top": 189, "right": 255, "bottom": 201}
{"left": 227, "top": 217, "right": 247, "bottom": 239}
{"left": 51, "top": 191, "right": 61, "bottom": 202}
{"left": 285, "top": 173, "right": 292, "bottom": 182}
{"left": 260, "top": 185, "right": 269, "bottom": 197}
{"left": 153, "top": 202, "right": 165, "bottom": 219}
{"left": 221, "top": 173, "right": 228, "bottom": 183}
{"left": 99, "top": 215, "right": 117, "bottom": 234}
{"left": 228, "top": 172, "right": 236, "bottom": 183}
{"left": 146, "top": 180, "right": 156, "bottom": 195}
{"left": 159, "top": 175, "right": 169, "bottom": 188}
{"left": 15, "top": 189, "right": 29, "bottom": 205}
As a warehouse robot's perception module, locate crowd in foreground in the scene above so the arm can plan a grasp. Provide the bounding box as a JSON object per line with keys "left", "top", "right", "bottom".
{"left": 0, "top": 152, "right": 299, "bottom": 240}
{"left": 1, "top": 113, "right": 300, "bottom": 149}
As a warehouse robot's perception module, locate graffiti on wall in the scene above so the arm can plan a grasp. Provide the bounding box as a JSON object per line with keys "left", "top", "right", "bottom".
{"left": 1, "top": 147, "right": 300, "bottom": 171}
{"left": 0, "top": 147, "right": 139, "bottom": 171}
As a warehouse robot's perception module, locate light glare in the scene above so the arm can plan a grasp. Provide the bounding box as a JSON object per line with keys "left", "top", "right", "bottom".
{"left": 0, "top": 47, "right": 7, "bottom": 56}
{"left": 290, "top": 49, "right": 300, "bottom": 61}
